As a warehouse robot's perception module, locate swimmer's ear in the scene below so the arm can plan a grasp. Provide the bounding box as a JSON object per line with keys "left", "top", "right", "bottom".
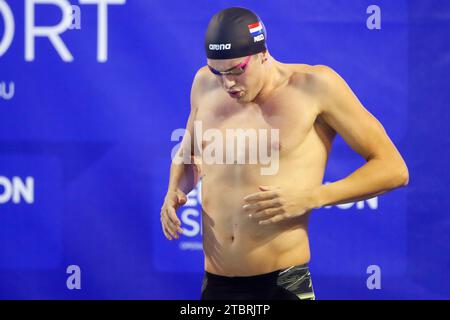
{"left": 259, "top": 52, "right": 268, "bottom": 63}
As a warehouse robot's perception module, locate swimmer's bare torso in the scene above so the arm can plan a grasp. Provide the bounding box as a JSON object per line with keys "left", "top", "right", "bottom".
{"left": 193, "top": 62, "right": 336, "bottom": 276}
{"left": 162, "top": 53, "right": 408, "bottom": 277}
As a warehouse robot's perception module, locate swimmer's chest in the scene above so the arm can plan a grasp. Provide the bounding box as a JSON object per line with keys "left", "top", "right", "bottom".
{"left": 196, "top": 88, "right": 320, "bottom": 154}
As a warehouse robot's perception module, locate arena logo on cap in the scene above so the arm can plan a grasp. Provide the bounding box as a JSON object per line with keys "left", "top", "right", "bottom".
{"left": 248, "top": 22, "right": 264, "bottom": 42}
{"left": 209, "top": 43, "right": 231, "bottom": 51}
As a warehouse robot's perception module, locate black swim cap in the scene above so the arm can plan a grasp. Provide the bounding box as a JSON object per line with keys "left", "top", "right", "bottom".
{"left": 205, "top": 7, "right": 267, "bottom": 60}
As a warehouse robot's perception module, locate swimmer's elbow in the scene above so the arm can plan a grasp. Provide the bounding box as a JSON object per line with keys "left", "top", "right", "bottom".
{"left": 379, "top": 157, "right": 409, "bottom": 189}
{"left": 393, "top": 164, "right": 409, "bottom": 188}
{"left": 382, "top": 148, "right": 409, "bottom": 188}
{"left": 399, "top": 166, "right": 410, "bottom": 187}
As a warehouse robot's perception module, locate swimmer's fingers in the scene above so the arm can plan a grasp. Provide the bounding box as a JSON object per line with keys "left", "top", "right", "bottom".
{"left": 167, "top": 208, "right": 184, "bottom": 236}
{"left": 243, "top": 198, "right": 283, "bottom": 213}
{"left": 161, "top": 220, "right": 173, "bottom": 241}
{"left": 249, "top": 207, "right": 284, "bottom": 220}
{"left": 164, "top": 212, "right": 183, "bottom": 239}
{"left": 160, "top": 211, "right": 178, "bottom": 240}
{"left": 160, "top": 213, "right": 173, "bottom": 240}
{"left": 167, "top": 206, "right": 182, "bottom": 228}
{"left": 258, "top": 212, "right": 290, "bottom": 225}
{"left": 160, "top": 206, "right": 183, "bottom": 240}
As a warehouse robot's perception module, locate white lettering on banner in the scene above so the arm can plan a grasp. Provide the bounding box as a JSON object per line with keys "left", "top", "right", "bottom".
{"left": 25, "top": 0, "right": 74, "bottom": 62}
{"left": 178, "top": 181, "right": 203, "bottom": 251}
{"left": 0, "top": 0, "right": 126, "bottom": 62}
{"left": 78, "top": 0, "right": 126, "bottom": 62}
{"left": 180, "top": 209, "right": 200, "bottom": 237}
{"left": 68, "top": 5, "right": 81, "bottom": 30}
{"left": 0, "top": 176, "right": 34, "bottom": 204}
{"left": 0, "top": 81, "right": 15, "bottom": 100}
{"left": 179, "top": 242, "right": 202, "bottom": 250}
{"left": 185, "top": 185, "right": 200, "bottom": 207}
{"left": 320, "top": 181, "right": 378, "bottom": 210}
{"left": 0, "top": 0, "right": 14, "bottom": 57}
{"left": 355, "top": 197, "right": 378, "bottom": 209}
{"left": 323, "top": 197, "right": 378, "bottom": 210}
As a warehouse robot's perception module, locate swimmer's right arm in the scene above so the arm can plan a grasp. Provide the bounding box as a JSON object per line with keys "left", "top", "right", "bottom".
{"left": 161, "top": 67, "right": 205, "bottom": 240}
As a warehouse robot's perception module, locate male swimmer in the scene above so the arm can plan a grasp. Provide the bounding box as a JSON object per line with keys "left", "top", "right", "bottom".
{"left": 160, "top": 7, "right": 409, "bottom": 300}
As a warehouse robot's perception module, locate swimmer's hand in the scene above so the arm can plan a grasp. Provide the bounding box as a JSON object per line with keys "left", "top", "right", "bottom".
{"left": 160, "top": 189, "right": 187, "bottom": 240}
{"left": 243, "top": 186, "right": 316, "bottom": 225}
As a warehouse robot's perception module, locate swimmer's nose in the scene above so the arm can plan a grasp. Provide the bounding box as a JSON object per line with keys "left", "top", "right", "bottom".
{"left": 222, "top": 76, "right": 236, "bottom": 90}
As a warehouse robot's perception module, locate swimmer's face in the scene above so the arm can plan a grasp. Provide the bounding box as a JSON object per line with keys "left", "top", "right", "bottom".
{"left": 207, "top": 52, "right": 267, "bottom": 103}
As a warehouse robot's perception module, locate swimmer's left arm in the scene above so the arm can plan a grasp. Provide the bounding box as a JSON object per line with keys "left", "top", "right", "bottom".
{"left": 310, "top": 65, "right": 409, "bottom": 208}
{"left": 243, "top": 66, "right": 409, "bottom": 225}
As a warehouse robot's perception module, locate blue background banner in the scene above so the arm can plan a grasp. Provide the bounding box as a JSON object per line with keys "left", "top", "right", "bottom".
{"left": 0, "top": 0, "right": 449, "bottom": 299}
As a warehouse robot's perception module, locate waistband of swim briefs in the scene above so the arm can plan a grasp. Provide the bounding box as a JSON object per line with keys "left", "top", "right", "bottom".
{"left": 204, "top": 263, "right": 309, "bottom": 286}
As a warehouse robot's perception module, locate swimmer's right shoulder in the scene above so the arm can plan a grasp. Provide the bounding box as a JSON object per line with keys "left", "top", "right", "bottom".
{"left": 190, "top": 66, "right": 217, "bottom": 111}
{"left": 191, "top": 66, "right": 219, "bottom": 95}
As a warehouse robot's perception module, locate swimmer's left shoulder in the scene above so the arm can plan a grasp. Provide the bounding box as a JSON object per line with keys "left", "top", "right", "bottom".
{"left": 288, "top": 64, "right": 344, "bottom": 93}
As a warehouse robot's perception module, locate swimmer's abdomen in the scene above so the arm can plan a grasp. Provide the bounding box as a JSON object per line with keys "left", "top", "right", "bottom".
{"left": 200, "top": 175, "right": 313, "bottom": 276}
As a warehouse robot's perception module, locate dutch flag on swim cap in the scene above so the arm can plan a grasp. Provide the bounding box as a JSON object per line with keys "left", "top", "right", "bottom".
{"left": 248, "top": 22, "right": 263, "bottom": 36}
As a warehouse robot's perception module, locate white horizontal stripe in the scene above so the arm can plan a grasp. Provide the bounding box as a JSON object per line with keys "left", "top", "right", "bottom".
{"left": 249, "top": 25, "right": 262, "bottom": 33}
